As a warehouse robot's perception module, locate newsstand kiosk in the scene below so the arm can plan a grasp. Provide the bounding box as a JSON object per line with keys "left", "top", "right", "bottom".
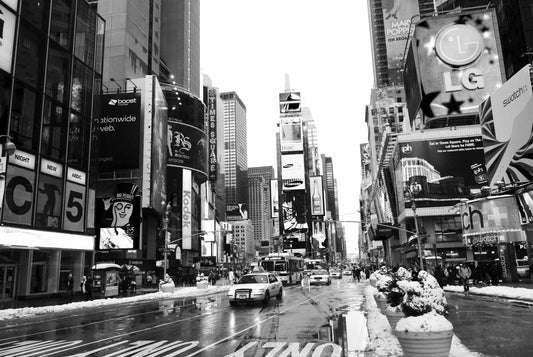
{"left": 92, "top": 263, "right": 121, "bottom": 298}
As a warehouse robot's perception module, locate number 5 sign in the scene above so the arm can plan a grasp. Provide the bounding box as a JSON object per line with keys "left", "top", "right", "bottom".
{"left": 63, "top": 181, "right": 85, "bottom": 232}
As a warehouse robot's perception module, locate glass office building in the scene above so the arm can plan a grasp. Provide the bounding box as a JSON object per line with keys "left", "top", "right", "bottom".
{"left": 0, "top": 0, "right": 104, "bottom": 300}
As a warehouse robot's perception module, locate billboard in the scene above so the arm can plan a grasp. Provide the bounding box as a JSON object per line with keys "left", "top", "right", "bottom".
{"left": 0, "top": 3, "right": 16, "bottom": 74}
{"left": 182, "top": 169, "right": 192, "bottom": 250}
{"left": 309, "top": 176, "right": 324, "bottom": 216}
{"left": 279, "top": 92, "right": 301, "bottom": 113}
{"left": 168, "top": 121, "right": 208, "bottom": 181}
{"left": 382, "top": 0, "right": 419, "bottom": 71}
{"left": 270, "top": 179, "right": 279, "bottom": 218}
{"left": 399, "top": 137, "right": 488, "bottom": 197}
{"left": 479, "top": 64, "right": 533, "bottom": 186}
{"left": 403, "top": 39, "right": 422, "bottom": 123}
{"left": 207, "top": 88, "right": 217, "bottom": 181}
{"left": 97, "top": 92, "right": 142, "bottom": 170}
{"left": 413, "top": 10, "right": 503, "bottom": 119}
{"left": 281, "top": 153, "right": 306, "bottom": 191}
{"left": 226, "top": 203, "right": 248, "bottom": 221}
{"left": 280, "top": 117, "right": 303, "bottom": 152}
{"left": 282, "top": 190, "right": 308, "bottom": 233}
{"left": 96, "top": 183, "right": 141, "bottom": 250}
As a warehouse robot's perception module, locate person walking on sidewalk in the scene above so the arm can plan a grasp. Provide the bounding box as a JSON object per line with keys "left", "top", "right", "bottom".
{"left": 458, "top": 263, "right": 472, "bottom": 292}
{"left": 66, "top": 273, "right": 74, "bottom": 299}
{"left": 228, "top": 269, "right": 235, "bottom": 285}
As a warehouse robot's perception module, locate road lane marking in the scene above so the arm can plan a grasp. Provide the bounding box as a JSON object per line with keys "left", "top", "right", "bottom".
{"left": 185, "top": 289, "right": 331, "bottom": 357}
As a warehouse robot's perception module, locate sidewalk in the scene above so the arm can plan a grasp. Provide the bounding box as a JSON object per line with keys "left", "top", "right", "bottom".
{"left": 0, "top": 278, "right": 231, "bottom": 311}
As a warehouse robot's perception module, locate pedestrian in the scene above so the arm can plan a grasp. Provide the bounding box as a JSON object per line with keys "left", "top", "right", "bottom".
{"left": 488, "top": 259, "right": 503, "bottom": 286}
{"left": 458, "top": 263, "right": 471, "bottom": 292}
{"left": 434, "top": 264, "right": 445, "bottom": 288}
{"left": 146, "top": 274, "right": 153, "bottom": 287}
{"left": 66, "top": 273, "right": 74, "bottom": 299}
{"left": 208, "top": 270, "right": 216, "bottom": 286}
{"left": 228, "top": 268, "right": 235, "bottom": 285}
{"left": 86, "top": 275, "right": 93, "bottom": 300}
{"left": 471, "top": 261, "right": 483, "bottom": 286}
{"left": 80, "top": 275, "right": 87, "bottom": 297}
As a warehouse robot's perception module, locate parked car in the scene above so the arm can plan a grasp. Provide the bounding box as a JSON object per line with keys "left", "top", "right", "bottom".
{"left": 308, "top": 269, "right": 332, "bottom": 285}
{"left": 516, "top": 259, "right": 530, "bottom": 278}
{"left": 342, "top": 270, "right": 352, "bottom": 276}
{"left": 330, "top": 270, "right": 342, "bottom": 279}
{"left": 227, "top": 272, "right": 283, "bottom": 306}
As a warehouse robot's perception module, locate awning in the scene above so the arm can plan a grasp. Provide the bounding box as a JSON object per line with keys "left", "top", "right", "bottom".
{"left": 0, "top": 226, "right": 95, "bottom": 250}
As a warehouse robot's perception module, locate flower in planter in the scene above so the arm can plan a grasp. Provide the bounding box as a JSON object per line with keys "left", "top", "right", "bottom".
{"left": 395, "top": 270, "right": 452, "bottom": 333}
{"left": 384, "top": 267, "right": 412, "bottom": 311}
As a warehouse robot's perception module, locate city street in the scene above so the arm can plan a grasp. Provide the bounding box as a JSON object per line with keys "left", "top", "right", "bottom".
{"left": 0, "top": 279, "right": 365, "bottom": 357}
{"left": 448, "top": 291, "right": 533, "bottom": 357}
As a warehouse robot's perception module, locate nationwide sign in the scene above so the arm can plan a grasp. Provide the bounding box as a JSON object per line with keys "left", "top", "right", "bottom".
{"left": 97, "top": 93, "right": 141, "bottom": 171}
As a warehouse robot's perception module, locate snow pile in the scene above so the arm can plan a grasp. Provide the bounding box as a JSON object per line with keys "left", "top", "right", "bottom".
{"left": 395, "top": 310, "right": 453, "bottom": 333}
{"left": 0, "top": 285, "right": 230, "bottom": 321}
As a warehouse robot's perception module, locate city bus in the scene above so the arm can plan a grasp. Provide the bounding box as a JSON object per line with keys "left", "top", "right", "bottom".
{"left": 259, "top": 253, "right": 304, "bottom": 285}
{"left": 304, "top": 258, "right": 328, "bottom": 271}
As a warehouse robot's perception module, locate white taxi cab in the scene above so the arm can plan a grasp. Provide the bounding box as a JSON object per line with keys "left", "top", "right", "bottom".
{"left": 227, "top": 272, "right": 283, "bottom": 306}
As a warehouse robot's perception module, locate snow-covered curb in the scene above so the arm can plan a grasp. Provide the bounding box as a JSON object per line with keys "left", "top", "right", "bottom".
{"left": 0, "top": 285, "right": 231, "bottom": 321}
{"left": 444, "top": 284, "right": 533, "bottom": 302}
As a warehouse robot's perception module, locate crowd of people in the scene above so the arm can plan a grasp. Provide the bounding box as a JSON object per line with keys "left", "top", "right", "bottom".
{"left": 431, "top": 259, "right": 504, "bottom": 291}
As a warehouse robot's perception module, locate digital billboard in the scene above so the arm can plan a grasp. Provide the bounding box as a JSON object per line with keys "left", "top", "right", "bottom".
{"left": 226, "top": 203, "right": 248, "bottom": 221}
{"left": 382, "top": 0, "right": 419, "bottom": 71}
{"left": 167, "top": 121, "right": 208, "bottom": 181}
{"left": 281, "top": 153, "right": 306, "bottom": 191}
{"left": 309, "top": 176, "right": 324, "bottom": 216}
{"left": 399, "top": 136, "right": 488, "bottom": 198}
{"left": 479, "top": 64, "right": 533, "bottom": 186}
{"left": 282, "top": 190, "right": 308, "bottom": 234}
{"left": 279, "top": 92, "right": 301, "bottom": 113}
{"left": 270, "top": 179, "right": 279, "bottom": 218}
{"left": 96, "top": 183, "right": 141, "bottom": 250}
{"left": 280, "top": 117, "right": 303, "bottom": 152}
{"left": 403, "top": 39, "right": 422, "bottom": 123}
{"left": 207, "top": 88, "right": 217, "bottom": 181}
{"left": 97, "top": 92, "right": 142, "bottom": 171}
{"left": 150, "top": 77, "right": 168, "bottom": 213}
{"left": 413, "top": 9, "right": 503, "bottom": 120}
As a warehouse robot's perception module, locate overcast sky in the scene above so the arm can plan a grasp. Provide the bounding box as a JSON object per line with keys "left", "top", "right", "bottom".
{"left": 200, "top": 0, "right": 374, "bottom": 254}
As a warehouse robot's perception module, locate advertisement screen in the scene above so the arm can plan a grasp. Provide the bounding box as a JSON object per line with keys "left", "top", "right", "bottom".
{"left": 97, "top": 92, "right": 142, "bottom": 170}
{"left": 414, "top": 10, "right": 503, "bottom": 119}
{"left": 96, "top": 183, "right": 141, "bottom": 250}
{"left": 168, "top": 121, "right": 208, "bottom": 181}
{"left": 279, "top": 92, "right": 301, "bottom": 113}
{"left": 479, "top": 64, "right": 533, "bottom": 186}
{"left": 151, "top": 79, "right": 168, "bottom": 213}
{"left": 282, "top": 190, "right": 308, "bottom": 234}
{"left": 403, "top": 39, "right": 422, "bottom": 123}
{"left": 207, "top": 88, "right": 217, "bottom": 181}
{"left": 280, "top": 117, "right": 303, "bottom": 152}
{"left": 270, "top": 179, "right": 279, "bottom": 218}
{"left": 34, "top": 173, "right": 63, "bottom": 230}
{"left": 281, "top": 153, "right": 305, "bottom": 191}
{"left": 382, "top": 0, "right": 419, "bottom": 71}
{"left": 309, "top": 176, "right": 324, "bottom": 216}
{"left": 2, "top": 165, "right": 35, "bottom": 226}
{"left": 226, "top": 203, "right": 248, "bottom": 221}
{"left": 63, "top": 181, "right": 86, "bottom": 232}
{"left": 399, "top": 136, "right": 488, "bottom": 198}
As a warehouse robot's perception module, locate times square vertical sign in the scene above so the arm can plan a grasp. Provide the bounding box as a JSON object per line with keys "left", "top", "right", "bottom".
{"left": 207, "top": 88, "right": 217, "bottom": 181}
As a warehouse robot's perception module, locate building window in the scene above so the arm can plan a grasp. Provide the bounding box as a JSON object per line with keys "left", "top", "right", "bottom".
{"left": 434, "top": 216, "right": 462, "bottom": 242}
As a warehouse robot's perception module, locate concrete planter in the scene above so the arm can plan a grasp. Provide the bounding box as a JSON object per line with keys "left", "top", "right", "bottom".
{"left": 395, "top": 329, "right": 453, "bottom": 357}
{"left": 375, "top": 295, "right": 388, "bottom": 310}
{"left": 159, "top": 283, "right": 175, "bottom": 293}
{"left": 385, "top": 308, "right": 404, "bottom": 329}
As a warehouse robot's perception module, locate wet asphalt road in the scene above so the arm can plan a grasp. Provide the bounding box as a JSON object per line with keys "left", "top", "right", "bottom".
{"left": 447, "top": 291, "right": 533, "bottom": 357}
{"left": 0, "top": 278, "right": 366, "bottom": 357}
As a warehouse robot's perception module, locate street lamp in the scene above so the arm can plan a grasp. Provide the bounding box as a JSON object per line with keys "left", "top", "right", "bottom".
{"left": 162, "top": 201, "right": 172, "bottom": 278}
{"left": 409, "top": 180, "right": 424, "bottom": 271}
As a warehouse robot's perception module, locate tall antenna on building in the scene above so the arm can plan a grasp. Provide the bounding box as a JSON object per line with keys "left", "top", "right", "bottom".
{"left": 284, "top": 74, "right": 292, "bottom": 92}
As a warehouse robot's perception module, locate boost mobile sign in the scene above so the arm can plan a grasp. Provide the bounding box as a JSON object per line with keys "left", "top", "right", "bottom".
{"left": 97, "top": 93, "right": 141, "bottom": 171}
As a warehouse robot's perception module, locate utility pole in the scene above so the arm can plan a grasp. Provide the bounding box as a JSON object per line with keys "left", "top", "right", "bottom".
{"left": 162, "top": 201, "right": 171, "bottom": 278}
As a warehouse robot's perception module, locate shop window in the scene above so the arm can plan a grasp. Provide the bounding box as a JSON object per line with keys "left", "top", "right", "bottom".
{"left": 434, "top": 216, "right": 462, "bottom": 242}
{"left": 31, "top": 250, "right": 51, "bottom": 294}
{"left": 59, "top": 250, "right": 76, "bottom": 291}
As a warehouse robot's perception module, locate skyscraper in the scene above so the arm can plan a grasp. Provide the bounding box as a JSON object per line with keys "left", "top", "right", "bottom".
{"left": 161, "top": 0, "right": 201, "bottom": 97}
{"left": 221, "top": 92, "right": 248, "bottom": 206}
{"left": 248, "top": 166, "right": 275, "bottom": 253}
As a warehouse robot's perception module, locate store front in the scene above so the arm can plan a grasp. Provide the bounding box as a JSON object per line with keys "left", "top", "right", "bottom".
{"left": 0, "top": 226, "right": 94, "bottom": 299}
{"left": 460, "top": 195, "right": 525, "bottom": 283}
